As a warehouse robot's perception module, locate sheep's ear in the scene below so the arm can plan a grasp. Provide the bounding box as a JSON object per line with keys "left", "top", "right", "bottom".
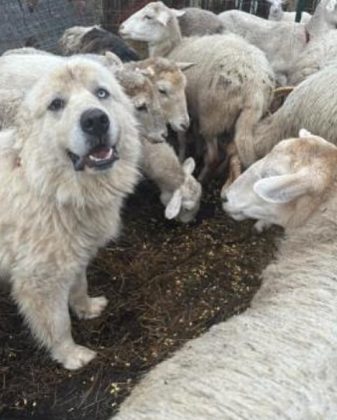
{"left": 182, "top": 157, "right": 196, "bottom": 175}
{"left": 299, "top": 128, "right": 313, "bottom": 138}
{"left": 143, "top": 65, "right": 156, "bottom": 77}
{"left": 171, "top": 8, "right": 186, "bottom": 18}
{"left": 104, "top": 51, "right": 123, "bottom": 69}
{"left": 253, "top": 172, "right": 311, "bottom": 204}
{"left": 165, "top": 190, "right": 182, "bottom": 219}
{"left": 326, "top": 0, "right": 337, "bottom": 12}
{"left": 177, "top": 62, "right": 195, "bottom": 71}
{"left": 156, "top": 9, "right": 171, "bottom": 26}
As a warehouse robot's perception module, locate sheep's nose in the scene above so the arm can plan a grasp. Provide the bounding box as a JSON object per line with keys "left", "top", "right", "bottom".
{"left": 80, "top": 109, "right": 110, "bottom": 137}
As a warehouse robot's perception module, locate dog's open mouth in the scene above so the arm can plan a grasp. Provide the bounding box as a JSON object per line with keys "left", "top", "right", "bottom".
{"left": 68, "top": 146, "right": 119, "bottom": 171}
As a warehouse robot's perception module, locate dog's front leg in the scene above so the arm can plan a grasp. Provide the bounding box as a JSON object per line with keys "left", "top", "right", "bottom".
{"left": 69, "top": 270, "right": 108, "bottom": 319}
{"left": 11, "top": 274, "right": 96, "bottom": 370}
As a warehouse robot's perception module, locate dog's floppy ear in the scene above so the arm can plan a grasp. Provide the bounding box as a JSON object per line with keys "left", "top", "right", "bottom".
{"left": 165, "top": 189, "right": 182, "bottom": 219}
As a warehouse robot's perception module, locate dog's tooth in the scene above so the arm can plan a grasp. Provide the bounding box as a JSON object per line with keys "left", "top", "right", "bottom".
{"left": 89, "top": 148, "right": 113, "bottom": 162}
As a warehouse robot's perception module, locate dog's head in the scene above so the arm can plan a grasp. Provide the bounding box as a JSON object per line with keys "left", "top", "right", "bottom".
{"left": 19, "top": 57, "right": 138, "bottom": 173}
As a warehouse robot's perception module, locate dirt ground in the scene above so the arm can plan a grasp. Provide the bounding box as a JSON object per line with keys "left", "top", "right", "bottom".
{"left": 0, "top": 179, "right": 280, "bottom": 420}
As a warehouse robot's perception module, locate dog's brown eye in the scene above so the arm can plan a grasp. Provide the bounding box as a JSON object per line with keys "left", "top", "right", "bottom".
{"left": 136, "top": 104, "right": 148, "bottom": 112}
{"left": 96, "top": 88, "right": 110, "bottom": 99}
{"left": 48, "top": 98, "right": 65, "bottom": 111}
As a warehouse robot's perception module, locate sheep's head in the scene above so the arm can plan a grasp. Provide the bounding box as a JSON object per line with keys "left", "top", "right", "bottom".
{"left": 222, "top": 129, "right": 337, "bottom": 229}
{"left": 161, "top": 157, "right": 202, "bottom": 223}
{"left": 140, "top": 58, "right": 191, "bottom": 132}
{"left": 267, "top": 0, "right": 285, "bottom": 21}
{"left": 119, "top": 2, "right": 185, "bottom": 43}
{"left": 321, "top": 0, "right": 337, "bottom": 28}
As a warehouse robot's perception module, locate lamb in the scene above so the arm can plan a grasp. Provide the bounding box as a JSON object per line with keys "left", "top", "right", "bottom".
{"left": 115, "top": 67, "right": 167, "bottom": 144}
{"left": 59, "top": 25, "right": 139, "bottom": 62}
{"left": 142, "top": 142, "right": 202, "bottom": 223}
{"left": 125, "top": 57, "right": 191, "bottom": 160}
{"left": 238, "top": 64, "right": 337, "bottom": 168}
{"left": 116, "top": 65, "right": 201, "bottom": 223}
{"left": 114, "top": 130, "right": 337, "bottom": 419}
{"left": 119, "top": 1, "right": 275, "bottom": 183}
{"left": 267, "top": 0, "right": 312, "bottom": 23}
{"left": 218, "top": 0, "right": 337, "bottom": 85}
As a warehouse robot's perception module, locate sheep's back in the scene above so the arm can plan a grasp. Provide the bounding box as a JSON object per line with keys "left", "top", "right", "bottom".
{"left": 168, "top": 34, "right": 274, "bottom": 133}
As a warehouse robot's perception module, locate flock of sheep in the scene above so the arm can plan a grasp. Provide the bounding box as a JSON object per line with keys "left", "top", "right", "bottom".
{"left": 2, "top": 0, "right": 337, "bottom": 417}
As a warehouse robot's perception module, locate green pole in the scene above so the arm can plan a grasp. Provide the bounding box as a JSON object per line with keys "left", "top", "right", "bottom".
{"left": 295, "top": 0, "right": 307, "bottom": 22}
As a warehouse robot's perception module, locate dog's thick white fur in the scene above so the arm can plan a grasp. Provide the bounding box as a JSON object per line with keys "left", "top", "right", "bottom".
{"left": 0, "top": 57, "right": 140, "bottom": 370}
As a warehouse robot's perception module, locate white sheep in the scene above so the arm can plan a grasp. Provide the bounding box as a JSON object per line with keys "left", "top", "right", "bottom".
{"left": 239, "top": 64, "right": 337, "bottom": 167}
{"left": 267, "top": 0, "right": 312, "bottom": 23}
{"left": 141, "top": 142, "right": 202, "bottom": 223}
{"left": 116, "top": 64, "right": 201, "bottom": 223}
{"left": 114, "top": 67, "right": 168, "bottom": 144}
{"left": 114, "top": 130, "right": 337, "bottom": 419}
{"left": 218, "top": 0, "right": 337, "bottom": 85}
{"left": 173, "top": 7, "right": 224, "bottom": 36}
{"left": 119, "top": 1, "right": 275, "bottom": 183}
{"left": 287, "top": 29, "right": 337, "bottom": 85}
{"left": 125, "top": 57, "right": 191, "bottom": 160}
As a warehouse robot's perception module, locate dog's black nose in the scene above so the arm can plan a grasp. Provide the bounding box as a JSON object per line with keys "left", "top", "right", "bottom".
{"left": 222, "top": 195, "right": 228, "bottom": 203}
{"left": 80, "top": 109, "right": 110, "bottom": 137}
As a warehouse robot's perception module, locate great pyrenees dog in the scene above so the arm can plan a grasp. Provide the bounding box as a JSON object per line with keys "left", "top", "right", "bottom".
{"left": 0, "top": 57, "right": 140, "bottom": 369}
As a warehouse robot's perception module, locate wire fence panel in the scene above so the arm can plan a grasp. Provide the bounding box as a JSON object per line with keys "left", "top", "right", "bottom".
{"left": 0, "top": 0, "right": 100, "bottom": 54}
{"left": 0, "top": 0, "right": 317, "bottom": 54}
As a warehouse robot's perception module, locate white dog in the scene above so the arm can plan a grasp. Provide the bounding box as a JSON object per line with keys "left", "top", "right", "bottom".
{"left": 0, "top": 57, "right": 140, "bottom": 369}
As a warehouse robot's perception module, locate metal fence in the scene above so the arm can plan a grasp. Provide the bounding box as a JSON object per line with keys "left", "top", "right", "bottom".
{"left": 0, "top": 0, "right": 317, "bottom": 55}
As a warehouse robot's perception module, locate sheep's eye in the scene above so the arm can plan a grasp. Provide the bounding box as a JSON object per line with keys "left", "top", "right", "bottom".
{"left": 144, "top": 15, "right": 153, "bottom": 20}
{"left": 137, "top": 103, "right": 148, "bottom": 112}
{"left": 96, "top": 88, "right": 110, "bottom": 99}
{"left": 159, "top": 88, "right": 168, "bottom": 96}
{"left": 48, "top": 98, "right": 65, "bottom": 111}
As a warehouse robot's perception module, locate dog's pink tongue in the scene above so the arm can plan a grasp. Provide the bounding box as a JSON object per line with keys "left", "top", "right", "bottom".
{"left": 90, "top": 147, "right": 112, "bottom": 160}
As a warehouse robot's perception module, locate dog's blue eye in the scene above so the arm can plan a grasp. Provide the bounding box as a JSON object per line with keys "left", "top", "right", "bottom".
{"left": 48, "top": 98, "right": 65, "bottom": 111}
{"left": 96, "top": 88, "right": 110, "bottom": 99}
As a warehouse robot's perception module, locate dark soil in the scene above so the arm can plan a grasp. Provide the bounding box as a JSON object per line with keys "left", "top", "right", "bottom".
{"left": 0, "top": 180, "right": 280, "bottom": 420}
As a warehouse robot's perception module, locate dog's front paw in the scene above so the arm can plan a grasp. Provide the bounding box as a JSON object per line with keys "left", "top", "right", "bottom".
{"left": 73, "top": 296, "right": 108, "bottom": 320}
{"left": 82, "top": 296, "right": 108, "bottom": 320}
{"left": 56, "top": 345, "right": 97, "bottom": 370}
